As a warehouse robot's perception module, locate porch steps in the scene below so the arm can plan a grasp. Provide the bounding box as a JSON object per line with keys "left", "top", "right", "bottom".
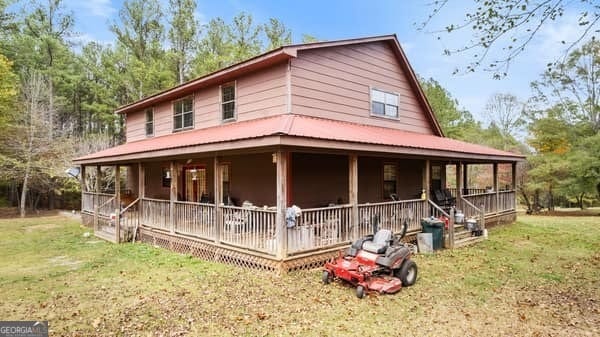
{"left": 448, "top": 223, "right": 486, "bottom": 248}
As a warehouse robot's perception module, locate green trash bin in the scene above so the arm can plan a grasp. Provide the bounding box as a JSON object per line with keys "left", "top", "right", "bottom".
{"left": 421, "top": 217, "right": 444, "bottom": 250}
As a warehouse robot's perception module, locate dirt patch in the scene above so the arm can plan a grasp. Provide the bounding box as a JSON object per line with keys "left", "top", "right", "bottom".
{"left": 0, "top": 207, "right": 61, "bottom": 219}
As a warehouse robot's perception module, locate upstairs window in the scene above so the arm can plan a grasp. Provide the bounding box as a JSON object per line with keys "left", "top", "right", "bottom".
{"left": 145, "top": 108, "right": 154, "bottom": 137}
{"left": 371, "top": 88, "right": 399, "bottom": 118}
{"left": 173, "top": 97, "right": 194, "bottom": 130}
{"left": 221, "top": 83, "right": 236, "bottom": 121}
{"left": 383, "top": 163, "right": 397, "bottom": 199}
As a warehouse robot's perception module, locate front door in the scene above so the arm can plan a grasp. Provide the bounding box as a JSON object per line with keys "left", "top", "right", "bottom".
{"left": 183, "top": 166, "right": 207, "bottom": 202}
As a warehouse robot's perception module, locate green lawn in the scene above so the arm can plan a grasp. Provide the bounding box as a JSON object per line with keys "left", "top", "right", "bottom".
{"left": 0, "top": 214, "right": 598, "bottom": 336}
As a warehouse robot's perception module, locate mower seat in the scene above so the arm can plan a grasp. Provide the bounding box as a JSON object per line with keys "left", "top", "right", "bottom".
{"left": 362, "top": 229, "right": 392, "bottom": 254}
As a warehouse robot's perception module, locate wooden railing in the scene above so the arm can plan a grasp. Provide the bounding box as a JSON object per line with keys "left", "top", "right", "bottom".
{"left": 357, "top": 199, "right": 426, "bottom": 236}
{"left": 288, "top": 205, "right": 353, "bottom": 254}
{"left": 174, "top": 201, "right": 215, "bottom": 240}
{"left": 498, "top": 190, "right": 516, "bottom": 213}
{"left": 456, "top": 196, "right": 484, "bottom": 226}
{"left": 428, "top": 199, "right": 450, "bottom": 219}
{"left": 460, "top": 192, "right": 497, "bottom": 215}
{"left": 220, "top": 206, "right": 277, "bottom": 255}
{"left": 82, "top": 192, "right": 95, "bottom": 213}
{"left": 118, "top": 198, "right": 140, "bottom": 242}
{"left": 141, "top": 198, "right": 170, "bottom": 231}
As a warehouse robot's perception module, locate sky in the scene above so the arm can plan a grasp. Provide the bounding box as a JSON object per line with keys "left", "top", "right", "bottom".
{"left": 60, "top": 0, "right": 589, "bottom": 124}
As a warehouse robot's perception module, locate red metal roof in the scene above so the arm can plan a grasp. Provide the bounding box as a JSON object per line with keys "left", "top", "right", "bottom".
{"left": 74, "top": 115, "right": 523, "bottom": 164}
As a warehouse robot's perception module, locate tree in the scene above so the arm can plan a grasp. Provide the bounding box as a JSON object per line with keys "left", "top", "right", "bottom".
{"left": 419, "top": 77, "right": 479, "bottom": 139}
{"left": 110, "top": 0, "right": 174, "bottom": 100}
{"left": 264, "top": 18, "right": 291, "bottom": 50}
{"left": 483, "top": 93, "right": 525, "bottom": 144}
{"left": 531, "top": 39, "right": 600, "bottom": 134}
{"left": 229, "top": 12, "right": 262, "bottom": 62}
{"left": 0, "top": 53, "right": 17, "bottom": 134}
{"left": 193, "top": 17, "right": 233, "bottom": 76}
{"left": 421, "top": 1, "right": 600, "bottom": 78}
{"left": 301, "top": 34, "right": 319, "bottom": 43}
{"left": 168, "top": 0, "right": 198, "bottom": 84}
{"left": 20, "top": 0, "right": 75, "bottom": 138}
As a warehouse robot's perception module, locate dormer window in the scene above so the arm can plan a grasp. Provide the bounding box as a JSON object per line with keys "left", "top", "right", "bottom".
{"left": 221, "top": 83, "right": 236, "bottom": 121}
{"left": 145, "top": 108, "right": 154, "bottom": 137}
{"left": 173, "top": 97, "right": 194, "bottom": 130}
{"left": 371, "top": 88, "right": 399, "bottom": 118}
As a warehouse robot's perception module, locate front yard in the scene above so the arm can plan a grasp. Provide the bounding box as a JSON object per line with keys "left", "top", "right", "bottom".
{"left": 0, "top": 213, "right": 598, "bottom": 336}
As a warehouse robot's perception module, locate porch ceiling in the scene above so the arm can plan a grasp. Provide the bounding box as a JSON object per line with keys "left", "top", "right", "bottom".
{"left": 73, "top": 114, "right": 524, "bottom": 165}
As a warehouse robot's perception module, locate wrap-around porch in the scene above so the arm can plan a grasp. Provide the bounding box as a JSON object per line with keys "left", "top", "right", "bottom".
{"left": 79, "top": 149, "right": 517, "bottom": 270}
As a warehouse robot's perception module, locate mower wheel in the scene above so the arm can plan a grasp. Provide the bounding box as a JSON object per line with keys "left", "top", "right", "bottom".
{"left": 322, "top": 270, "right": 331, "bottom": 284}
{"left": 397, "top": 260, "right": 418, "bottom": 287}
{"left": 356, "top": 286, "right": 365, "bottom": 299}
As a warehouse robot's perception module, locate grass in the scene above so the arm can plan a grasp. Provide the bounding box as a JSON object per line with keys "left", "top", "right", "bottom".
{"left": 0, "top": 214, "right": 598, "bottom": 336}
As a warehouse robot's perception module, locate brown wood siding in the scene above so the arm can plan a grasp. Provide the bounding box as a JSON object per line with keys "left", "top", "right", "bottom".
{"left": 291, "top": 153, "right": 349, "bottom": 208}
{"left": 291, "top": 41, "right": 435, "bottom": 134}
{"left": 126, "top": 63, "right": 287, "bottom": 142}
{"left": 222, "top": 153, "right": 276, "bottom": 207}
{"left": 358, "top": 157, "right": 424, "bottom": 203}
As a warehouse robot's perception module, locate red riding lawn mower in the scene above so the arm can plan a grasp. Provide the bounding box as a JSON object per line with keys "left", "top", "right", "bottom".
{"left": 322, "top": 223, "right": 417, "bottom": 298}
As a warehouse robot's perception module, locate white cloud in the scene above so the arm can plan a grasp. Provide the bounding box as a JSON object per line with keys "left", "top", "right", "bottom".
{"left": 532, "top": 12, "right": 590, "bottom": 63}
{"left": 66, "top": 0, "right": 116, "bottom": 19}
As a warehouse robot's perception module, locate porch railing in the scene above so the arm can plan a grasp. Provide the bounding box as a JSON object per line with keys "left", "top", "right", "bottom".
{"left": 220, "top": 206, "right": 277, "bottom": 255}
{"left": 288, "top": 204, "right": 353, "bottom": 254}
{"left": 460, "top": 192, "right": 497, "bottom": 215}
{"left": 498, "top": 190, "right": 516, "bottom": 213}
{"left": 357, "top": 199, "right": 426, "bottom": 236}
{"left": 456, "top": 196, "right": 484, "bottom": 225}
{"left": 82, "top": 192, "right": 95, "bottom": 213}
{"left": 141, "top": 198, "right": 170, "bottom": 231}
{"left": 174, "top": 201, "right": 215, "bottom": 240}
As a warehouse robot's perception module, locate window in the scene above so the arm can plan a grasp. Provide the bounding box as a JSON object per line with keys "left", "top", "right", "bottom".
{"left": 371, "top": 88, "right": 399, "bottom": 118}
{"left": 145, "top": 108, "right": 154, "bottom": 136}
{"left": 221, "top": 83, "right": 236, "bottom": 121}
{"left": 173, "top": 97, "right": 194, "bottom": 130}
{"left": 221, "top": 163, "right": 230, "bottom": 203}
{"left": 383, "top": 163, "right": 397, "bottom": 199}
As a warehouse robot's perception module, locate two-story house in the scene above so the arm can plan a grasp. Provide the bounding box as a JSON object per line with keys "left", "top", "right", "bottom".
{"left": 74, "top": 35, "right": 523, "bottom": 271}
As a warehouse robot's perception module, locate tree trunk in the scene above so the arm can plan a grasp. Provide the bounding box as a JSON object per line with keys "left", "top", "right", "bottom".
{"left": 20, "top": 163, "right": 30, "bottom": 218}
{"left": 578, "top": 192, "right": 585, "bottom": 210}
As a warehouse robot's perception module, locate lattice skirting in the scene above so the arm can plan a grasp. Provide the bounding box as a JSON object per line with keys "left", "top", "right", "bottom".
{"left": 138, "top": 227, "right": 286, "bottom": 272}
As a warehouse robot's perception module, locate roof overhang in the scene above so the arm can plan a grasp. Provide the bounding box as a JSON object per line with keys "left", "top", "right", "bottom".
{"left": 73, "top": 115, "right": 524, "bottom": 166}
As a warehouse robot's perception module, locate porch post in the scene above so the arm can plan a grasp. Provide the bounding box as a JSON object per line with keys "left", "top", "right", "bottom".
{"left": 456, "top": 163, "right": 464, "bottom": 211}
{"left": 276, "top": 150, "right": 288, "bottom": 259}
{"left": 138, "top": 163, "right": 145, "bottom": 199}
{"left": 463, "top": 163, "right": 468, "bottom": 195}
{"left": 114, "top": 165, "right": 121, "bottom": 243}
{"left": 511, "top": 162, "right": 517, "bottom": 190}
{"left": 214, "top": 156, "right": 222, "bottom": 244}
{"left": 493, "top": 163, "right": 499, "bottom": 215}
{"left": 423, "top": 160, "right": 431, "bottom": 199}
{"left": 349, "top": 154, "right": 359, "bottom": 239}
{"left": 94, "top": 166, "right": 101, "bottom": 231}
{"left": 80, "top": 166, "right": 86, "bottom": 192}
{"left": 169, "top": 161, "right": 177, "bottom": 234}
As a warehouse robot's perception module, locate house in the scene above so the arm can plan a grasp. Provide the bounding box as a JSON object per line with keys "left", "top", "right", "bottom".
{"left": 73, "top": 35, "right": 523, "bottom": 271}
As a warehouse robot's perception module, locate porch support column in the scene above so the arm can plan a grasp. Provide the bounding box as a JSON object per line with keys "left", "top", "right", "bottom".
{"left": 114, "top": 165, "right": 121, "bottom": 243}
{"left": 275, "top": 150, "right": 288, "bottom": 260}
{"left": 214, "top": 156, "right": 222, "bottom": 244}
{"left": 422, "top": 159, "right": 430, "bottom": 219}
{"left": 349, "top": 154, "right": 359, "bottom": 239}
{"left": 80, "top": 166, "right": 86, "bottom": 192}
{"left": 456, "top": 162, "right": 464, "bottom": 206}
{"left": 493, "top": 163, "right": 499, "bottom": 215}
{"left": 94, "top": 166, "right": 101, "bottom": 231}
{"left": 169, "top": 161, "right": 177, "bottom": 234}
{"left": 511, "top": 162, "right": 517, "bottom": 190}
{"left": 463, "top": 163, "right": 469, "bottom": 195}
{"left": 138, "top": 163, "right": 145, "bottom": 199}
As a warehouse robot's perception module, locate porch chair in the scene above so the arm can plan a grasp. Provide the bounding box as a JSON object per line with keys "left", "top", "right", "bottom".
{"left": 442, "top": 189, "right": 456, "bottom": 206}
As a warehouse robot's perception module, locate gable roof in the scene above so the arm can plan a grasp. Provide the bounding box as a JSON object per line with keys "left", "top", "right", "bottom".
{"left": 73, "top": 114, "right": 523, "bottom": 165}
{"left": 114, "top": 34, "right": 444, "bottom": 136}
